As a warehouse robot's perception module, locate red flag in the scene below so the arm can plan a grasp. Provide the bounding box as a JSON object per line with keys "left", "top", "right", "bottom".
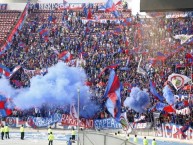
{"left": 87, "top": 8, "right": 92, "bottom": 19}
{"left": 5, "top": 109, "right": 12, "bottom": 116}
{"left": 0, "top": 101, "right": 5, "bottom": 109}
{"left": 85, "top": 81, "right": 92, "bottom": 86}
{"left": 163, "top": 105, "right": 176, "bottom": 113}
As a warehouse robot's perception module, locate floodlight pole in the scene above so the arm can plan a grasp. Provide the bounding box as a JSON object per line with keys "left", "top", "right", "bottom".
{"left": 77, "top": 87, "right": 80, "bottom": 145}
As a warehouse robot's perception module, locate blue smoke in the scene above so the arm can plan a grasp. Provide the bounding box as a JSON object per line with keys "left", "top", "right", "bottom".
{"left": 0, "top": 62, "right": 91, "bottom": 110}
{"left": 124, "top": 87, "right": 150, "bottom": 113}
{"left": 163, "top": 85, "right": 175, "bottom": 105}
{"left": 80, "top": 102, "right": 100, "bottom": 118}
{"left": 15, "top": 62, "right": 90, "bottom": 109}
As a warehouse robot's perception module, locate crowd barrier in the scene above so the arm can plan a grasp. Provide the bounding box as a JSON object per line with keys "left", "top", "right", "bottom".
{"left": 79, "top": 131, "right": 136, "bottom": 145}
{"left": 3, "top": 114, "right": 151, "bottom": 130}
{"left": 3, "top": 115, "right": 193, "bottom": 141}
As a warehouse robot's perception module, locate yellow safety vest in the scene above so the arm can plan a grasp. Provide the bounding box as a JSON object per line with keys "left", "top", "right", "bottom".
{"left": 48, "top": 128, "right": 52, "bottom": 134}
{"left": 72, "top": 130, "right": 75, "bottom": 135}
{"left": 48, "top": 134, "right": 54, "bottom": 141}
{"left": 143, "top": 139, "right": 148, "bottom": 145}
{"left": 4, "top": 126, "right": 9, "bottom": 132}
{"left": 0, "top": 127, "right": 5, "bottom": 133}
{"left": 126, "top": 136, "right": 130, "bottom": 141}
{"left": 20, "top": 127, "right": 24, "bottom": 132}
{"left": 134, "top": 137, "right": 138, "bottom": 143}
{"left": 152, "top": 141, "right": 156, "bottom": 145}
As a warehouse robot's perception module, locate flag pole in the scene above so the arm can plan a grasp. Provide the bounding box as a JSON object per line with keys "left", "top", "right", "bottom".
{"left": 190, "top": 65, "right": 192, "bottom": 103}
{"left": 77, "top": 87, "right": 80, "bottom": 145}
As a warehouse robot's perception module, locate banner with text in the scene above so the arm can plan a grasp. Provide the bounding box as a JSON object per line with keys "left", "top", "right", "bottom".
{"left": 27, "top": 113, "right": 62, "bottom": 127}
{"left": 60, "top": 114, "right": 94, "bottom": 129}
{"left": 0, "top": 4, "right": 7, "bottom": 10}
{"left": 156, "top": 123, "right": 193, "bottom": 140}
{"left": 94, "top": 118, "right": 149, "bottom": 130}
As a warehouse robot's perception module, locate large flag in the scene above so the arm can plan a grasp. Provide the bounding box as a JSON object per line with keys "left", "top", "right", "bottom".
{"left": 104, "top": 69, "right": 121, "bottom": 121}
{"left": 168, "top": 73, "right": 191, "bottom": 90}
{"left": 173, "top": 34, "right": 193, "bottom": 45}
{"left": 58, "top": 51, "right": 72, "bottom": 62}
{"left": 150, "top": 81, "right": 164, "bottom": 101}
{"left": 104, "top": 0, "right": 116, "bottom": 12}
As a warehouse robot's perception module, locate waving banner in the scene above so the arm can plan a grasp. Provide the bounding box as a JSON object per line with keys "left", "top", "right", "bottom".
{"left": 168, "top": 73, "right": 191, "bottom": 90}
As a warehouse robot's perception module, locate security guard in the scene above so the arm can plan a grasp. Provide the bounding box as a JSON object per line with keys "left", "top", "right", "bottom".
{"left": 1, "top": 125, "right": 4, "bottom": 140}
{"left": 4, "top": 125, "right": 10, "bottom": 139}
{"left": 48, "top": 127, "right": 52, "bottom": 135}
{"left": 143, "top": 137, "right": 148, "bottom": 145}
{"left": 20, "top": 125, "right": 25, "bottom": 140}
{"left": 126, "top": 134, "right": 130, "bottom": 141}
{"left": 71, "top": 128, "right": 75, "bottom": 141}
{"left": 134, "top": 134, "right": 138, "bottom": 144}
{"left": 67, "top": 137, "right": 72, "bottom": 145}
{"left": 152, "top": 138, "right": 157, "bottom": 145}
{"left": 48, "top": 132, "right": 54, "bottom": 145}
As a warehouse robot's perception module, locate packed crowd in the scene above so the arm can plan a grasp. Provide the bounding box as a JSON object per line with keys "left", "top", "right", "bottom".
{"left": 0, "top": 3, "right": 193, "bottom": 127}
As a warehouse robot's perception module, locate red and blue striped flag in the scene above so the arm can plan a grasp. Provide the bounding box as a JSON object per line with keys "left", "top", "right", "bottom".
{"left": 104, "top": 69, "right": 121, "bottom": 121}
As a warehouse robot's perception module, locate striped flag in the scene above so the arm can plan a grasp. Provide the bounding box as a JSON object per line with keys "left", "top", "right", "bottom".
{"left": 58, "top": 51, "right": 72, "bottom": 62}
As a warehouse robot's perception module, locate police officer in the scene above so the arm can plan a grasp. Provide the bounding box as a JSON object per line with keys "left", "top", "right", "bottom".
{"left": 67, "top": 137, "right": 72, "bottom": 145}
{"left": 48, "top": 132, "right": 54, "bottom": 145}
{"left": 117, "top": 131, "right": 121, "bottom": 137}
{"left": 126, "top": 134, "right": 130, "bottom": 141}
{"left": 152, "top": 138, "right": 157, "bottom": 145}
{"left": 48, "top": 127, "right": 52, "bottom": 135}
{"left": 71, "top": 128, "right": 75, "bottom": 141}
{"left": 4, "top": 125, "right": 10, "bottom": 139}
{"left": 143, "top": 137, "right": 148, "bottom": 145}
{"left": 20, "top": 125, "right": 25, "bottom": 140}
{"left": 1, "top": 125, "right": 4, "bottom": 140}
{"left": 134, "top": 134, "right": 138, "bottom": 144}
